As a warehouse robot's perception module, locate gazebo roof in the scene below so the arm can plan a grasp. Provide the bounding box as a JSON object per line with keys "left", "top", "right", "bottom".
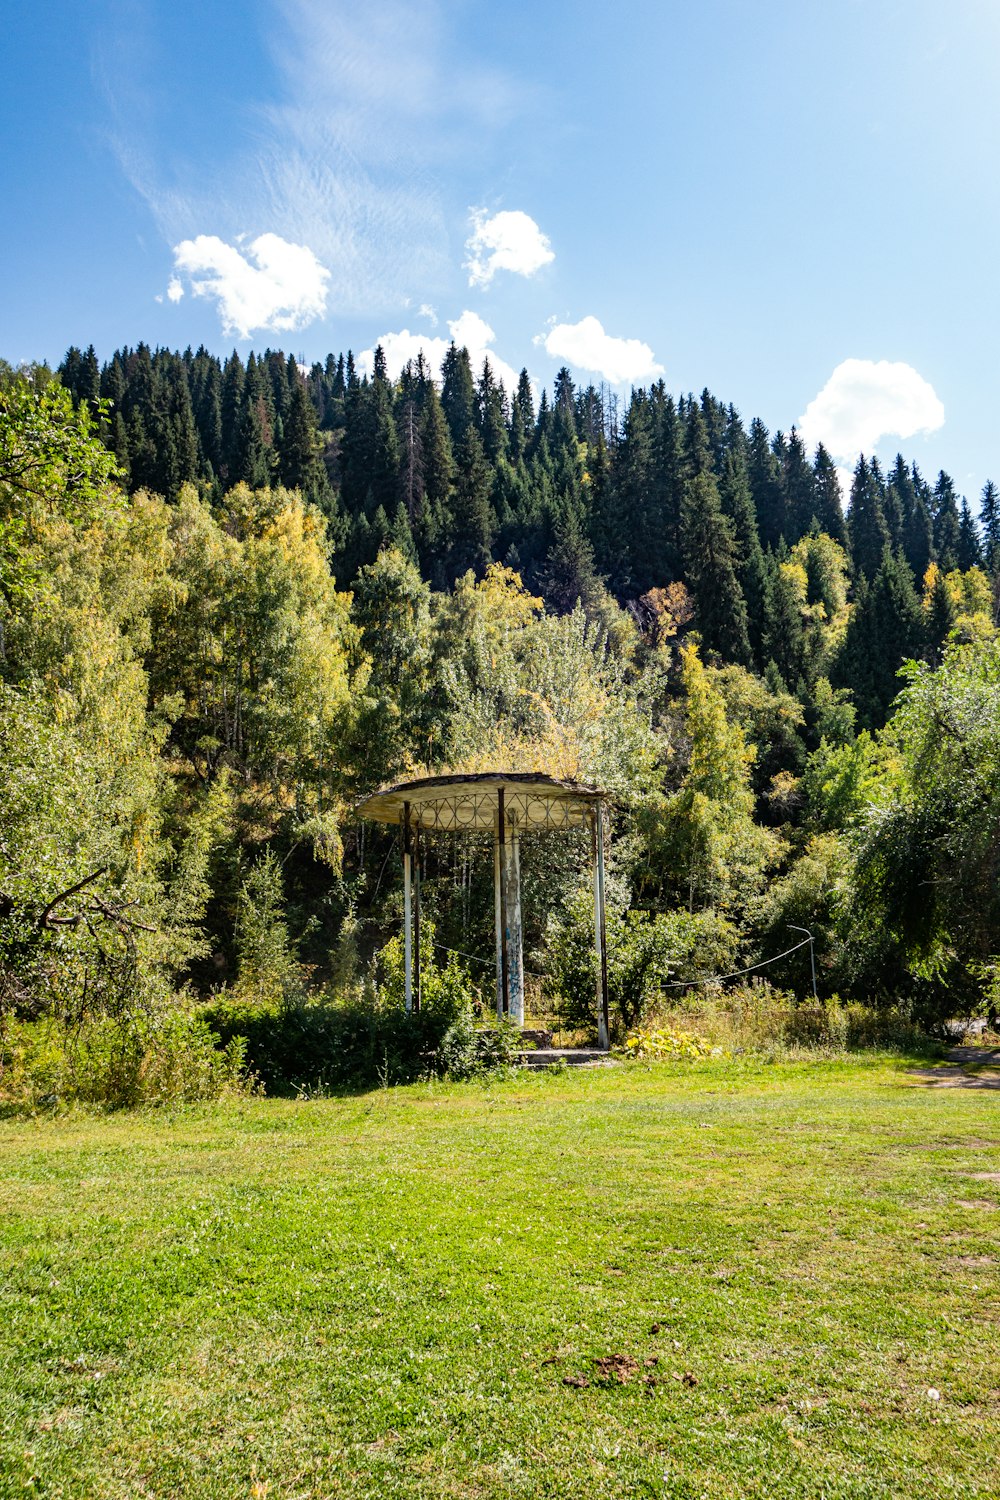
{"left": 355, "top": 771, "right": 606, "bottom": 832}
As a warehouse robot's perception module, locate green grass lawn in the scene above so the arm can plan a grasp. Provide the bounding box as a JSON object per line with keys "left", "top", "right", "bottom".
{"left": 1, "top": 1055, "right": 998, "bottom": 1499}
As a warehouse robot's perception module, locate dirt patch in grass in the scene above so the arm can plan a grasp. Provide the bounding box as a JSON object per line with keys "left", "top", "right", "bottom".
{"left": 907, "top": 1065, "right": 1000, "bottom": 1089}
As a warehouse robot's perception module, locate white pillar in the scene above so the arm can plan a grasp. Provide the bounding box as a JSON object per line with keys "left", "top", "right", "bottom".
{"left": 403, "top": 804, "right": 412, "bottom": 1014}
{"left": 494, "top": 825, "right": 504, "bottom": 1018}
{"left": 593, "top": 805, "right": 610, "bottom": 1050}
{"left": 504, "top": 822, "right": 525, "bottom": 1028}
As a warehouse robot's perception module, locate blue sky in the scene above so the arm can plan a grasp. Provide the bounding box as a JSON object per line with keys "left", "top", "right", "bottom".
{"left": 3, "top": 0, "right": 999, "bottom": 497}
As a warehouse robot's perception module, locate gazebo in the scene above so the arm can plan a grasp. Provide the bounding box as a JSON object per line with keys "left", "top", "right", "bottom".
{"left": 356, "top": 772, "right": 611, "bottom": 1050}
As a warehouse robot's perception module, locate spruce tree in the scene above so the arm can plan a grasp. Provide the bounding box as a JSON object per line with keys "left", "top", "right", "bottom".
{"left": 932, "top": 471, "right": 961, "bottom": 570}
{"left": 747, "top": 418, "right": 784, "bottom": 550}
{"left": 417, "top": 384, "right": 454, "bottom": 562}
{"left": 811, "top": 444, "right": 848, "bottom": 548}
{"left": 680, "top": 470, "right": 752, "bottom": 665}
{"left": 542, "top": 508, "right": 603, "bottom": 614}
{"left": 220, "top": 352, "right": 246, "bottom": 484}
{"left": 476, "top": 360, "right": 509, "bottom": 465}
{"left": 888, "top": 454, "right": 933, "bottom": 581}
{"left": 614, "top": 390, "right": 657, "bottom": 592}
{"left": 448, "top": 426, "right": 494, "bottom": 576}
{"left": 924, "top": 565, "right": 957, "bottom": 664}
{"left": 782, "top": 430, "right": 815, "bottom": 543}
{"left": 834, "top": 549, "right": 924, "bottom": 728}
{"left": 980, "top": 479, "right": 1000, "bottom": 572}
{"left": 369, "top": 378, "right": 400, "bottom": 517}
{"left": 718, "top": 442, "right": 768, "bottom": 666}
{"left": 396, "top": 387, "right": 425, "bottom": 525}
{"left": 957, "top": 497, "right": 983, "bottom": 571}
{"left": 653, "top": 389, "right": 685, "bottom": 571}
{"left": 847, "top": 456, "right": 890, "bottom": 580}
{"left": 281, "top": 376, "right": 331, "bottom": 507}
{"left": 441, "top": 343, "right": 476, "bottom": 446}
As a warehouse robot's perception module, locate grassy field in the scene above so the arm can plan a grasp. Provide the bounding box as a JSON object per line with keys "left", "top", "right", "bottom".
{"left": 1, "top": 1055, "right": 998, "bottom": 1499}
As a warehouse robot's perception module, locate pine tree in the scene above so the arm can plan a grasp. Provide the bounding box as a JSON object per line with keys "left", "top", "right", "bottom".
{"left": 957, "top": 497, "right": 983, "bottom": 571}
{"left": 281, "top": 376, "right": 331, "bottom": 507}
{"left": 368, "top": 378, "right": 400, "bottom": 517}
{"left": 932, "top": 471, "right": 961, "bottom": 570}
{"left": 847, "top": 456, "right": 890, "bottom": 580}
{"left": 80, "top": 345, "right": 101, "bottom": 415}
{"left": 888, "top": 454, "right": 932, "bottom": 581}
{"left": 417, "top": 384, "right": 454, "bottom": 564}
{"left": 834, "top": 549, "right": 924, "bottom": 728}
{"left": 441, "top": 343, "right": 476, "bottom": 446}
{"left": 718, "top": 441, "right": 768, "bottom": 665}
{"left": 653, "top": 389, "right": 684, "bottom": 571}
{"left": 396, "top": 387, "right": 425, "bottom": 525}
{"left": 220, "top": 352, "right": 246, "bottom": 484}
{"left": 811, "top": 444, "right": 848, "bottom": 548}
{"left": 923, "top": 564, "right": 957, "bottom": 664}
{"left": 782, "top": 430, "right": 815, "bottom": 543}
{"left": 448, "top": 427, "right": 494, "bottom": 576}
{"left": 680, "top": 471, "right": 752, "bottom": 665}
{"left": 476, "top": 359, "right": 509, "bottom": 464}
{"left": 613, "top": 390, "right": 657, "bottom": 592}
{"left": 747, "top": 418, "right": 784, "bottom": 550}
{"left": 980, "top": 479, "right": 1000, "bottom": 572}
{"left": 542, "top": 508, "right": 603, "bottom": 614}
{"left": 513, "top": 368, "right": 535, "bottom": 442}
{"left": 235, "top": 375, "right": 273, "bottom": 490}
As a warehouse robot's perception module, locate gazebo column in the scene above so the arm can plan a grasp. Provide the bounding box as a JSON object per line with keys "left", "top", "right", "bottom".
{"left": 495, "top": 790, "right": 525, "bottom": 1027}
{"left": 504, "top": 820, "right": 525, "bottom": 1027}
{"left": 402, "top": 801, "right": 413, "bottom": 1013}
{"left": 592, "top": 804, "right": 610, "bottom": 1050}
{"left": 413, "top": 820, "right": 422, "bottom": 1012}
{"left": 493, "top": 819, "right": 504, "bottom": 1018}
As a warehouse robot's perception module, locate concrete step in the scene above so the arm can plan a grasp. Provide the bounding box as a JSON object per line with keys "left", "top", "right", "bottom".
{"left": 517, "top": 1047, "right": 613, "bottom": 1070}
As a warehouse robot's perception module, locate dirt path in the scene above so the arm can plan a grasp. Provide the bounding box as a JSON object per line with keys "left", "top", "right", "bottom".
{"left": 908, "top": 1045, "right": 1000, "bottom": 1090}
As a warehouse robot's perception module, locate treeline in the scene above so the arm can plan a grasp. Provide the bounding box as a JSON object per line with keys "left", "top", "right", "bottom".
{"left": 58, "top": 341, "right": 1000, "bottom": 731}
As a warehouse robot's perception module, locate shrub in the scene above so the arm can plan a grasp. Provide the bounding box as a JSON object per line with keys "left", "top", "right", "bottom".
{"left": 620, "top": 1026, "right": 716, "bottom": 1061}
{"left": 546, "top": 892, "right": 740, "bottom": 1038}
{"left": 438, "top": 1010, "right": 521, "bottom": 1079}
{"left": 202, "top": 923, "right": 485, "bottom": 1094}
{"left": 0, "top": 1008, "right": 250, "bottom": 1112}
{"left": 646, "top": 980, "right": 934, "bottom": 1057}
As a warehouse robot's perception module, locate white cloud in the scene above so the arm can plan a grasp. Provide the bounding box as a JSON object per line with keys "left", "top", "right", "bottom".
{"left": 465, "top": 209, "right": 554, "bottom": 288}
{"left": 358, "top": 309, "right": 522, "bottom": 392}
{"left": 419, "top": 303, "right": 438, "bottom": 326}
{"left": 798, "top": 359, "right": 945, "bottom": 462}
{"left": 166, "top": 276, "right": 184, "bottom": 304}
{"left": 171, "top": 232, "right": 330, "bottom": 338}
{"left": 539, "top": 315, "right": 663, "bottom": 385}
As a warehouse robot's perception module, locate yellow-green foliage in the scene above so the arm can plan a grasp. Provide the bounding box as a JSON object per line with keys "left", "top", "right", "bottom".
{"left": 621, "top": 1025, "right": 717, "bottom": 1060}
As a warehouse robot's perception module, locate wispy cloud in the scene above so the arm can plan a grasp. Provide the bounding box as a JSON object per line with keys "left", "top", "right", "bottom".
{"left": 171, "top": 233, "right": 330, "bottom": 338}
{"left": 538, "top": 315, "right": 663, "bottom": 385}
{"left": 99, "top": 0, "right": 525, "bottom": 320}
{"left": 464, "top": 209, "right": 554, "bottom": 288}
{"left": 358, "top": 309, "right": 522, "bottom": 392}
{"left": 799, "top": 358, "right": 945, "bottom": 462}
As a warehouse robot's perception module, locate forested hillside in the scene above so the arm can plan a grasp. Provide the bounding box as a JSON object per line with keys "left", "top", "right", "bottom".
{"left": 3, "top": 346, "right": 1000, "bottom": 1102}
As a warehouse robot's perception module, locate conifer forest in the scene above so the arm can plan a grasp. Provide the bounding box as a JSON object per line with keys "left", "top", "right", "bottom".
{"left": 3, "top": 341, "right": 1000, "bottom": 1099}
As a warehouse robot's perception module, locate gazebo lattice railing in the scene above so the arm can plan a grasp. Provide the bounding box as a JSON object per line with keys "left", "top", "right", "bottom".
{"left": 355, "top": 772, "right": 611, "bottom": 1050}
